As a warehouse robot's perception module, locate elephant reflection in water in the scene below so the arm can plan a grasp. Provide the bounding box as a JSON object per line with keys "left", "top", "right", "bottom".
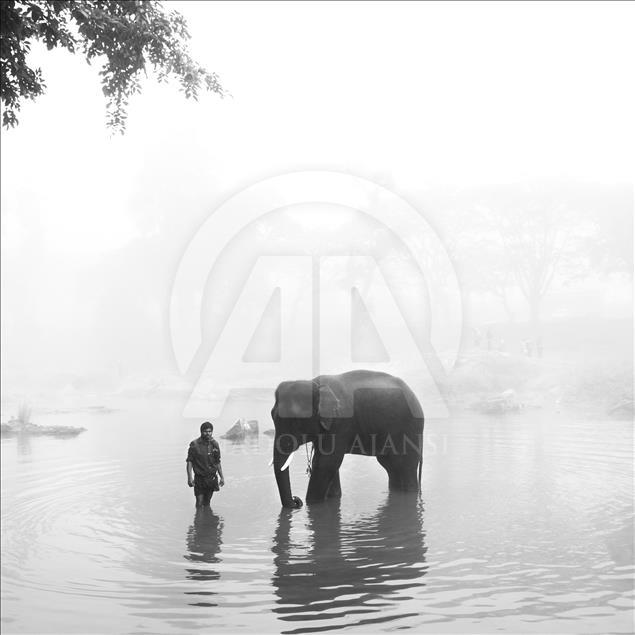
{"left": 184, "top": 507, "right": 224, "bottom": 607}
{"left": 271, "top": 493, "right": 427, "bottom": 626}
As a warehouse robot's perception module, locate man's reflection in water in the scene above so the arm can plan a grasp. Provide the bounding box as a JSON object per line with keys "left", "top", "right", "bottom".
{"left": 184, "top": 507, "right": 224, "bottom": 607}
{"left": 16, "top": 433, "right": 32, "bottom": 456}
{"left": 271, "top": 493, "right": 427, "bottom": 627}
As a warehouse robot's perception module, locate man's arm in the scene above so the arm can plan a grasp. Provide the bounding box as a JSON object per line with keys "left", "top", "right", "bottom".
{"left": 186, "top": 460, "right": 194, "bottom": 487}
{"left": 212, "top": 439, "right": 225, "bottom": 487}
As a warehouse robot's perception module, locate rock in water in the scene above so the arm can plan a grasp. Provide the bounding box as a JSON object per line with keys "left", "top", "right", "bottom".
{"left": 221, "top": 418, "right": 259, "bottom": 440}
{"left": 1, "top": 421, "right": 86, "bottom": 437}
{"left": 470, "top": 389, "right": 522, "bottom": 415}
{"left": 608, "top": 399, "right": 633, "bottom": 419}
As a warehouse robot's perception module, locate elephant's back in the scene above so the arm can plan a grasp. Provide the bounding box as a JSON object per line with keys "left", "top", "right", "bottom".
{"left": 352, "top": 384, "right": 423, "bottom": 435}
{"left": 319, "top": 370, "right": 424, "bottom": 423}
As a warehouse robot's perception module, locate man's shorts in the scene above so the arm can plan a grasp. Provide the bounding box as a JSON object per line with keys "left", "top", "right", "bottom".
{"left": 194, "top": 473, "right": 219, "bottom": 496}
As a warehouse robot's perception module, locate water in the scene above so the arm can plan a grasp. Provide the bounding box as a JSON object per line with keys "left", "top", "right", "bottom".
{"left": 1, "top": 399, "right": 633, "bottom": 634}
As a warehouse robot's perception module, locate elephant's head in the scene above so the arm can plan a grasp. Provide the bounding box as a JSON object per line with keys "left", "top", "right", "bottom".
{"left": 271, "top": 380, "right": 322, "bottom": 508}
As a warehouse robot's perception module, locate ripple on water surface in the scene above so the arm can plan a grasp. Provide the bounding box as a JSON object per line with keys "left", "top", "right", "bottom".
{"left": 1, "top": 412, "right": 633, "bottom": 633}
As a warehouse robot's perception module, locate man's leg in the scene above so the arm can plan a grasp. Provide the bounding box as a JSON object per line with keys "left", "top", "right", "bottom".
{"left": 194, "top": 478, "right": 207, "bottom": 508}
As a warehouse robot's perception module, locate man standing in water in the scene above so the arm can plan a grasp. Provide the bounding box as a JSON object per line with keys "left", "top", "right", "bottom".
{"left": 187, "top": 422, "right": 225, "bottom": 507}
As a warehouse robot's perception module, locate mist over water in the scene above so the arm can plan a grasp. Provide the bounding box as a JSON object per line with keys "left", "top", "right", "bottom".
{"left": 1, "top": 400, "right": 632, "bottom": 634}
{"left": 2, "top": 120, "right": 632, "bottom": 635}
{"left": 1, "top": 3, "right": 634, "bottom": 633}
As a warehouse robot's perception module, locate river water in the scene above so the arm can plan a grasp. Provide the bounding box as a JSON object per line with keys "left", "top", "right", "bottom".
{"left": 1, "top": 398, "right": 633, "bottom": 634}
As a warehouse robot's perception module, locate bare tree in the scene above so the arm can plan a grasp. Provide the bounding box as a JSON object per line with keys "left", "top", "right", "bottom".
{"left": 475, "top": 186, "right": 596, "bottom": 338}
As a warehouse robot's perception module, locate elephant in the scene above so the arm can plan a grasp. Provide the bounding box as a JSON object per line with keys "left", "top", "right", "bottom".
{"left": 271, "top": 369, "right": 424, "bottom": 508}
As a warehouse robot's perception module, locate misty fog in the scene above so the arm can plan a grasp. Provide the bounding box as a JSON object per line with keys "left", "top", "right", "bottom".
{"left": 1, "top": 1, "right": 632, "bottom": 416}
{"left": 1, "top": 3, "right": 634, "bottom": 634}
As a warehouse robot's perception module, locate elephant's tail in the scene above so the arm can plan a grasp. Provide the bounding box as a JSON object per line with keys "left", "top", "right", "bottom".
{"left": 417, "top": 430, "right": 423, "bottom": 492}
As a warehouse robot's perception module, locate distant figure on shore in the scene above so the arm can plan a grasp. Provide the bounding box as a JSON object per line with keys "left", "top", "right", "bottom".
{"left": 523, "top": 338, "right": 533, "bottom": 357}
{"left": 186, "top": 422, "right": 225, "bottom": 508}
{"left": 472, "top": 327, "right": 482, "bottom": 349}
{"left": 486, "top": 327, "right": 493, "bottom": 351}
{"left": 536, "top": 335, "right": 543, "bottom": 358}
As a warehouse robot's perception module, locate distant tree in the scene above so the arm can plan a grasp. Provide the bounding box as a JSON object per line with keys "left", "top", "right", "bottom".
{"left": 423, "top": 200, "right": 518, "bottom": 329}
{"left": 0, "top": 0, "right": 226, "bottom": 132}
{"left": 418, "top": 184, "right": 631, "bottom": 343}
{"left": 476, "top": 186, "right": 597, "bottom": 338}
{"left": 461, "top": 230, "right": 517, "bottom": 323}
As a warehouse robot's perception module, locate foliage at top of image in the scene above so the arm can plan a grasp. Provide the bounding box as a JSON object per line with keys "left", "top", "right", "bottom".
{"left": 0, "top": 0, "right": 226, "bottom": 133}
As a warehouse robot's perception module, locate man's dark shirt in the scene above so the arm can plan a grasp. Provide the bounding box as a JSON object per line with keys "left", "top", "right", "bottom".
{"left": 186, "top": 437, "right": 221, "bottom": 478}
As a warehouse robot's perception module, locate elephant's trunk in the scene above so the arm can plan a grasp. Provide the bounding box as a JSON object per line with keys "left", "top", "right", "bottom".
{"left": 273, "top": 446, "right": 297, "bottom": 508}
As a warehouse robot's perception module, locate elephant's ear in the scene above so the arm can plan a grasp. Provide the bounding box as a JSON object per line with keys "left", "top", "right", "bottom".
{"left": 318, "top": 384, "right": 340, "bottom": 432}
{"left": 318, "top": 386, "right": 339, "bottom": 414}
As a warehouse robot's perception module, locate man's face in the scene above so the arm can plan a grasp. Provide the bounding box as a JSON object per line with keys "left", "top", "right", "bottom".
{"left": 201, "top": 428, "right": 213, "bottom": 440}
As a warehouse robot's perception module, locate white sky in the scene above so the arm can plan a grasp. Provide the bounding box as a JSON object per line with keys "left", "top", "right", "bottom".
{"left": 1, "top": 1, "right": 633, "bottom": 390}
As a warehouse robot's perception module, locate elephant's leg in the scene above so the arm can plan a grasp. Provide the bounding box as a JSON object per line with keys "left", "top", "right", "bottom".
{"left": 397, "top": 465, "right": 419, "bottom": 491}
{"left": 377, "top": 454, "right": 420, "bottom": 492}
{"left": 400, "top": 456, "right": 421, "bottom": 492}
{"left": 306, "top": 451, "right": 344, "bottom": 503}
{"left": 326, "top": 470, "right": 341, "bottom": 498}
{"left": 376, "top": 454, "right": 402, "bottom": 490}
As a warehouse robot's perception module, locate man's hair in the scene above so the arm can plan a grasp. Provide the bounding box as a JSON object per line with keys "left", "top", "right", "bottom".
{"left": 200, "top": 421, "right": 214, "bottom": 433}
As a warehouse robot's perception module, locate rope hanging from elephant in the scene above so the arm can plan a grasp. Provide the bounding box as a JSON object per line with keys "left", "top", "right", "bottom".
{"left": 305, "top": 443, "right": 313, "bottom": 475}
